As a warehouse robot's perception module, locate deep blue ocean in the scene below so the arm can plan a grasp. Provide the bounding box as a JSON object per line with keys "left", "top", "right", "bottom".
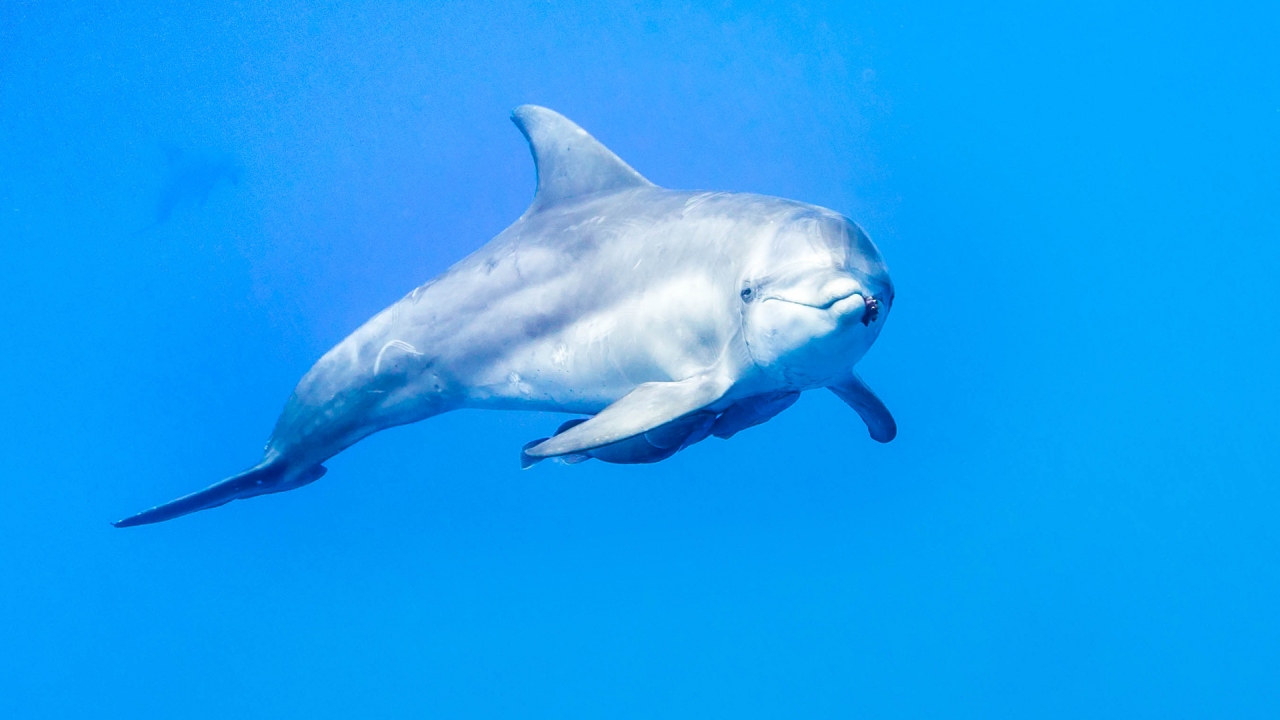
{"left": 2, "top": 1, "right": 1277, "bottom": 717}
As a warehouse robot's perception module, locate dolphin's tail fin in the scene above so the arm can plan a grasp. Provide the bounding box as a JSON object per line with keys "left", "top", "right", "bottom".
{"left": 112, "top": 462, "right": 326, "bottom": 528}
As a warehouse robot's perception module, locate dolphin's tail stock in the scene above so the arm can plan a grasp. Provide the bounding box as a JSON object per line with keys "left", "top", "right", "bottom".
{"left": 112, "top": 461, "right": 327, "bottom": 528}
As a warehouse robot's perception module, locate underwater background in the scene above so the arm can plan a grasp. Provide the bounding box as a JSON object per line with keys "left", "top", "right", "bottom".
{"left": 1, "top": 1, "right": 1277, "bottom": 717}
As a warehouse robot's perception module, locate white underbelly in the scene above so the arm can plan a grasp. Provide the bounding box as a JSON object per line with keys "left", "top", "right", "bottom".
{"left": 457, "top": 291, "right": 738, "bottom": 413}
{"left": 459, "top": 327, "right": 669, "bottom": 413}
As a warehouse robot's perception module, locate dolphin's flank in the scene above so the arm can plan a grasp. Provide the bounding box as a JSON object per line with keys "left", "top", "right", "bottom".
{"left": 114, "top": 105, "right": 896, "bottom": 528}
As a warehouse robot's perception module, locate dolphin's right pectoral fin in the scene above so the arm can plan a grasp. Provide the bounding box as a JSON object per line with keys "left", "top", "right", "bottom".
{"left": 523, "top": 372, "right": 733, "bottom": 460}
{"left": 112, "top": 462, "right": 327, "bottom": 528}
{"left": 828, "top": 371, "right": 897, "bottom": 443}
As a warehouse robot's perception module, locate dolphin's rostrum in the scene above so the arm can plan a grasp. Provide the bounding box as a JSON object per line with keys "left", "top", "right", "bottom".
{"left": 114, "top": 106, "right": 896, "bottom": 528}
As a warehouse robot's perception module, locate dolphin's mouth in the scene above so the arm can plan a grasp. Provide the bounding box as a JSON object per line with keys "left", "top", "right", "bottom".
{"left": 768, "top": 286, "right": 861, "bottom": 311}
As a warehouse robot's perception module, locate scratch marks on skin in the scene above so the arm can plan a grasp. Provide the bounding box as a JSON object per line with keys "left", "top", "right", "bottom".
{"left": 408, "top": 278, "right": 437, "bottom": 302}
{"left": 373, "top": 340, "right": 424, "bottom": 375}
{"left": 564, "top": 215, "right": 608, "bottom": 235}
{"left": 510, "top": 247, "right": 527, "bottom": 282}
{"left": 682, "top": 192, "right": 723, "bottom": 215}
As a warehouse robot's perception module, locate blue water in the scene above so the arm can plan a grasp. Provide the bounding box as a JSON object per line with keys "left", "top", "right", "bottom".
{"left": 2, "top": 1, "right": 1277, "bottom": 716}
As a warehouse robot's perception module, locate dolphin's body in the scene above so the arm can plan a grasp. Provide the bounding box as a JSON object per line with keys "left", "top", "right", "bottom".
{"left": 114, "top": 106, "right": 896, "bottom": 528}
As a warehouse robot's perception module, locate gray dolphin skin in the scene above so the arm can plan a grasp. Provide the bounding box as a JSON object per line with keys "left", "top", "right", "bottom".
{"left": 114, "top": 105, "right": 896, "bottom": 528}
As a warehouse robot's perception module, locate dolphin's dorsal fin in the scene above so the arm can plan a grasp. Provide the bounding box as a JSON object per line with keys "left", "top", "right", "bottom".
{"left": 511, "top": 105, "right": 653, "bottom": 213}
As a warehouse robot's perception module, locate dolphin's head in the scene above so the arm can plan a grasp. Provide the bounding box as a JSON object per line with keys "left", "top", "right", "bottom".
{"left": 739, "top": 210, "right": 893, "bottom": 386}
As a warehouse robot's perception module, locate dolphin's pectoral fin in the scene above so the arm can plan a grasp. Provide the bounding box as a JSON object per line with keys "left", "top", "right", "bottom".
{"left": 520, "top": 438, "right": 548, "bottom": 469}
{"left": 112, "top": 462, "right": 327, "bottom": 528}
{"left": 524, "top": 372, "right": 733, "bottom": 459}
{"left": 828, "top": 372, "right": 897, "bottom": 443}
{"left": 585, "top": 410, "right": 718, "bottom": 465}
{"left": 710, "top": 392, "right": 801, "bottom": 439}
{"left": 521, "top": 412, "right": 717, "bottom": 467}
{"left": 521, "top": 419, "right": 588, "bottom": 468}
{"left": 646, "top": 410, "right": 717, "bottom": 450}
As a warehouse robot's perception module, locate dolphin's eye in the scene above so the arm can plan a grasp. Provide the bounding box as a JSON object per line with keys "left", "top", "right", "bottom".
{"left": 740, "top": 286, "right": 755, "bottom": 303}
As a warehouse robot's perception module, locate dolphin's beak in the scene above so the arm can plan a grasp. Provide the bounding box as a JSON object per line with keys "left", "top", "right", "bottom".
{"left": 827, "top": 291, "right": 868, "bottom": 323}
{"left": 813, "top": 276, "right": 861, "bottom": 309}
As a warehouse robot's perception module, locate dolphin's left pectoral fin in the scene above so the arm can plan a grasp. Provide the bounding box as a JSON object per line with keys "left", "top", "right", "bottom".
{"left": 523, "top": 371, "right": 733, "bottom": 459}
{"left": 828, "top": 371, "right": 897, "bottom": 443}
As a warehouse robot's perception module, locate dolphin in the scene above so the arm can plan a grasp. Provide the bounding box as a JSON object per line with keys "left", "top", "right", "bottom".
{"left": 113, "top": 105, "right": 896, "bottom": 528}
